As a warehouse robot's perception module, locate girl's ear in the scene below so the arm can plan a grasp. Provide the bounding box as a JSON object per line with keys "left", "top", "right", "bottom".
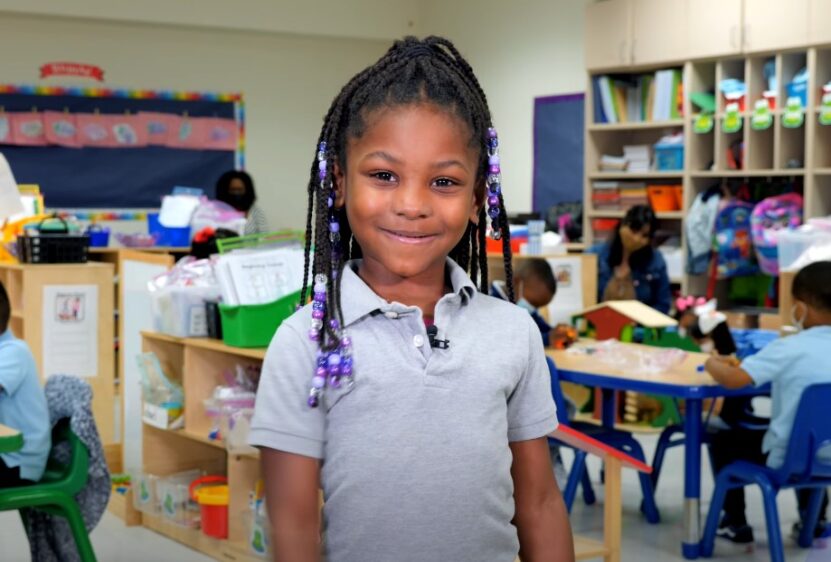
{"left": 333, "top": 161, "right": 346, "bottom": 208}
{"left": 469, "top": 179, "right": 486, "bottom": 224}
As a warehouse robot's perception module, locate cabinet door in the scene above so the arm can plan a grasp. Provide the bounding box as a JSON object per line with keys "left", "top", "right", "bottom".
{"left": 631, "top": 0, "right": 688, "bottom": 65}
{"left": 585, "top": 0, "right": 632, "bottom": 70}
{"left": 809, "top": 0, "right": 831, "bottom": 45}
{"left": 687, "top": 0, "right": 743, "bottom": 59}
{"left": 743, "top": 0, "right": 809, "bottom": 53}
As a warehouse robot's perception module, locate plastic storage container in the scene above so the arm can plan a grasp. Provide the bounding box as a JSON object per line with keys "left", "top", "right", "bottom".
{"left": 647, "top": 185, "right": 681, "bottom": 211}
{"left": 190, "top": 476, "right": 229, "bottom": 539}
{"left": 777, "top": 228, "right": 831, "bottom": 271}
{"left": 130, "top": 471, "right": 160, "bottom": 515}
{"left": 147, "top": 213, "right": 191, "bottom": 248}
{"left": 219, "top": 290, "right": 301, "bottom": 348}
{"left": 654, "top": 143, "right": 684, "bottom": 171}
{"left": 158, "top": 469, "right": 201, "bottom": 527}
{"left": 86, "top": 225, "right": 110, "bottom": 247}
{"left": 244, "top": 510, "right": 272, "bottom": 557}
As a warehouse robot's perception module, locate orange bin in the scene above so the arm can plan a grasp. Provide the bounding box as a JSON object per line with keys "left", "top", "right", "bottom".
{"left": 647, "top": 185, "right": 682, "bottom": 212}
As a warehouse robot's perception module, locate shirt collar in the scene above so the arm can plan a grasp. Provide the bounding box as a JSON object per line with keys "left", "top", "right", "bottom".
{"left": 339, "top": 257, "right": 477, "bottom": 327}
{"left": 0, "top": 330, "right": 13, "bottom": 343}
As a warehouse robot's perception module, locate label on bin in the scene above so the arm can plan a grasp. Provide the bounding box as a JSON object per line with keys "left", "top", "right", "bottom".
{"left": 782, "top": 97, "right": 804, "bottom": 129}
{"left": 751, "top": 99, "right": 773, "bottom": 131}
{"left": 189, "top": 306, "right": 207, "bottom": 337}
{"left": 820, "top": 93, "right": 831, "bottom": 126}
{"left": 723, "top": 103, "right": 742, "bottom": 134}
{"left": 143, "top": 403, "right": 171, "bottom": 429}
{"left": 694, "top": 114, "right": 714, "bottom": 134}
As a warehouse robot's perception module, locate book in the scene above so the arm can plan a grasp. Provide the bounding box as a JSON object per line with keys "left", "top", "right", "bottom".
{"left": 598, "top": 76, "right": 618, "bottom": 124}
{"left": 592, "top": 76, "right": 607, "bottom": 124}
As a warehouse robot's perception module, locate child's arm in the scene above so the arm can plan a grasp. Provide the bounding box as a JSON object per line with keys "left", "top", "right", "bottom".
{"left": 510, "top": 437, "right": 574, "bottom": 562}
{"left": 261, "top": 447, "right": 322, "bottom": 562}
{"left": 704, "top": 355, "right": 753, "bottom": 389}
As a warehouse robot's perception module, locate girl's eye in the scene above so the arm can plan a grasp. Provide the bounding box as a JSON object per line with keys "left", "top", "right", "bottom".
{"left": 371, "top": 171, "right": 395, "bottom": 183}
{"left": 433, "top": 177, "right": 459, "bottom": 189}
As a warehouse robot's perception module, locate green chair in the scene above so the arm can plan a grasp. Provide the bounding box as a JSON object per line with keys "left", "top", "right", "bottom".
{"left": 0, "top": 418, "right": 96, "bottom": 562}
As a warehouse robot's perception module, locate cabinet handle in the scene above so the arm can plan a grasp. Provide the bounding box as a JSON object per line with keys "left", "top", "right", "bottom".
{"left": 631, "top": 39, "right": 636, "bottom": 63}
{"left": 730, "top": 25, "right": 737, "bottom": 50}
{"left": 619, "top": 41, "right": 626, "bottom": 64}
{"left": 744, "top": 24, "right": 750, "bottom": 49}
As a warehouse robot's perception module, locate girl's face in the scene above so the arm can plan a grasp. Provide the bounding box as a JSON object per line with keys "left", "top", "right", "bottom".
{"left": 334, "top": 103, "right": 482, "bottom": 281}
{"left": 619, "top": 223, "right": 651, "bottom": 253}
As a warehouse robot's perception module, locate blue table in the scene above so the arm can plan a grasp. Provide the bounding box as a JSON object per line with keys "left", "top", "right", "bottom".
{"left": 548, "top": 342, "right": 766, "bottom": 559}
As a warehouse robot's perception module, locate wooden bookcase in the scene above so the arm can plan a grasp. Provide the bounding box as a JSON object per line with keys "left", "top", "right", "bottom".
{"left": 0, "top": 262, "right": 116, "bottom": 444}
{"left": 139, "top": 331, "right": 267, "bottom": 562}
{"left": 583, "top": 43, "right": 831, "bottom": 300}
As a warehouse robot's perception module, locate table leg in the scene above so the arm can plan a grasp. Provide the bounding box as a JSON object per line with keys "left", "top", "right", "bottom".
{"left": 682, "top": 398, "right": 702, "bottom": 559}
{"left": 601, "top": 388, "right": 616, "bottom": 429}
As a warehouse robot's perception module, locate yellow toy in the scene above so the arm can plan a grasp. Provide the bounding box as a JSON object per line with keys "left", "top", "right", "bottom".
{"left": 1, "top": 214, "right": 50, "bottom": 263}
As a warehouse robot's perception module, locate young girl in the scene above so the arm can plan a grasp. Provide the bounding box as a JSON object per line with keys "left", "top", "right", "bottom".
{"left": 249, "top": 36, "right": 573, "bottom": 561}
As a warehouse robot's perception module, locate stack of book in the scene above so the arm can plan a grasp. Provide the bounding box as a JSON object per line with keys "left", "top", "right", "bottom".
{"left": 623, "top": 145, "right": 651, "bottom": 173}
{"left": 593, "top": 68, "right": 683, "bottom": 124}
{"left": 599, "top": 154, "right": 627, "bottom": 172}
{"left": 619, "top": 185, "right": 649, "bottom": 209}
{"left": 592, "top": 181, "right": 647, "bottom": 211}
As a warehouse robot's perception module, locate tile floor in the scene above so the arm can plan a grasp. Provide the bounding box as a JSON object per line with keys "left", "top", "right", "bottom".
{"left": 1, "top": 434, "right": 829, "bottom": 561}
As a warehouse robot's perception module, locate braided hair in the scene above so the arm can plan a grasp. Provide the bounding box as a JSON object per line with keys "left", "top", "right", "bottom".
{"left": 300, "top": 36, "right": 514, "bottom": 407}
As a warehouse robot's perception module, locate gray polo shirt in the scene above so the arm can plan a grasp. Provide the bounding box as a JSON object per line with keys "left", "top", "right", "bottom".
{"left": 249, "top": 258, "right": 558, "bottom": 562}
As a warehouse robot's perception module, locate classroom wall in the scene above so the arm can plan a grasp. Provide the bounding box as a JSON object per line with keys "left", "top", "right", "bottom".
{"left": 418, "top": 0, "right": 589, "bottom": 213}
{"left": 0, "top": 12, "right": 388, "bottom": 228}
{"left": 0, "top": 0, "right": 419, "bottom": 41}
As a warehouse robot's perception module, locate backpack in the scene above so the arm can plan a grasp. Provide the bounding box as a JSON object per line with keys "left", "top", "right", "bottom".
{"left": 714, "top": 200, "right": 758, "bottom": 278}
{"left": 750, "top": 193, "right": 803, "bottom": 275}
{"left": 545, "top": 201, "right": 583, "bottom": 242}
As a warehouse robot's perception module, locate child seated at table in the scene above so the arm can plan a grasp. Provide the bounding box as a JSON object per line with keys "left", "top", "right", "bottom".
{"left": 491, "top": 258, "right": 557, "bottom": 344}
{"left": 705, "top": 261, "right": 831, "bottom": 544}
{"left": 0, "top": 280, "right": 50, "bottom": 487}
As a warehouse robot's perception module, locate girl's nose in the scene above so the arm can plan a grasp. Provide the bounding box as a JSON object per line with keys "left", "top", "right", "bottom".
{"left": 392, "top": 181, "right": 431, "bottom": 219}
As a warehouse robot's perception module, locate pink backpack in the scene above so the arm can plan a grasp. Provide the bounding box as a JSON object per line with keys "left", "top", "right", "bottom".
{"left": 750, "top": 193, "right": 803, "bottom": 276}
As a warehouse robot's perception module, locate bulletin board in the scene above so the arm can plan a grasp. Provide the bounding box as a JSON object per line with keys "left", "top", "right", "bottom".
{"left": 0, "top": 85, "right": 245, "bottom": 208}
{"left": 532, "top": 93, "right": 585, "bottom": 214}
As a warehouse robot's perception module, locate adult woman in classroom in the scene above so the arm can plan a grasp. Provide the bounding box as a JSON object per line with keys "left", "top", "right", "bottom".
{"left": 591, "top": 204, "right": 671, "bottom": 314}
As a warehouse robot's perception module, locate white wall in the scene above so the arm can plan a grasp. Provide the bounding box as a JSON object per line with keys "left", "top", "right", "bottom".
{"left": 418, "top": 0, "right": 589, "bottom": 213}
{"left": 0, "top": 12, "right": 388, "bottom": 228}
{"left": 0, "top": 0, "right": 419, "bottom": 41}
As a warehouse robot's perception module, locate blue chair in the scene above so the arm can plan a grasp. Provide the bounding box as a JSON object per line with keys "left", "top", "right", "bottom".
{"left": 701, "top": 382, "right": 831, "bottom": 561}
{"left": 546, "top": 358, "right": 660, "bottom": 523}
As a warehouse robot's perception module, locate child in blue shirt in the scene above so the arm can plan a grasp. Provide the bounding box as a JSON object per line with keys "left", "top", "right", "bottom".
{"left": 491, "top": 258, "right": 556, "bottom": 345}
{"left": 0, "top": 281, "right": 50, "bottom": 486}
{"left": 705, "top": 261, "right": 831, "bottom": 544}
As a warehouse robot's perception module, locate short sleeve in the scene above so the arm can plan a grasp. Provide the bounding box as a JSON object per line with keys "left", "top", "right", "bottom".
{"left": 248, "top": 321, "right": 326, "bottom": 459}
{"left": 506, "top": 317, "right": 559, "bottom": 442}
{"left": 740, "top": 337, "right": 793, "bottom": 387}
{"left": 0, "top": 344, "right": 26, "bottom": 397}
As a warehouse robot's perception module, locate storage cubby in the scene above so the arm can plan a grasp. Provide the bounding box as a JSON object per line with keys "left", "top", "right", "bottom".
{"left": 688, "top": 127, "right": 715, "bottom": 171}
{"left": 140, "top": 332, "right": 268, "bottom": 561}
{"left": 815, "top": 48, "right": 831, "bottom": 110}
{"left": 716, "top": 59, "right": 745, "bottom": 114}
{"left": 779, "top": 51, "right": 809, "bottom": 106}
{"left": 812, "top": 176, "right": 831, "bottom": 219}
{"left": 747, "top": 56, "right": 775, "bottom": 108}
{"left": 777, "top": 117, "right": 806, "bottom": 169}
{"left": 716, "top": 120, "right": 745, "bottom": 171}
{"left": 814, "top": 121, "right": 831, "bottom": 169}
{"left": 587, "top": 127, "right": 684, "bottom": 173}
{"left": 747, "top": 123, "right": 774, "bottom": 170}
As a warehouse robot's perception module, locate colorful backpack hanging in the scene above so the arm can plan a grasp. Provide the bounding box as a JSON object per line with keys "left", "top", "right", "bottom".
{"left": 714, "top": 200, "right": 758, "bottom": 278}
{"left": 750, "top": 193, "right": 803, "bottom": 276}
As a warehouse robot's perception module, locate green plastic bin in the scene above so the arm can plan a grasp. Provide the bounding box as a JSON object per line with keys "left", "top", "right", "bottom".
{"left": 218, "top": 290, "right": 301, "bottom": 348}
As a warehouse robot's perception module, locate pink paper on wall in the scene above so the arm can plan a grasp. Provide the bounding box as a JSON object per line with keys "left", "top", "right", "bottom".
{"left": 0, "top": 114, "right": 11, "bottom": 144}
{"left": 77, "top": 114, "right": 116, "bottom": 147}
{"left": 43, "top": 111, "right": 81, "bottom": 148}
{"left": 10, "top": 113, "right": 47, "bottom": 146}
{"left": 109, "top": 115, "right": 148, "bottom": 147}
{"left": 166, "top": 116, "right": 237, "bottom": 151}
{"left": 139, "top": 112, "right": 179, "bottom": 145}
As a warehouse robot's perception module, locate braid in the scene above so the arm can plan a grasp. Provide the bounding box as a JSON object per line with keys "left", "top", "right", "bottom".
{"left": 301, "top": 36, "right": 515, "bottom": 407}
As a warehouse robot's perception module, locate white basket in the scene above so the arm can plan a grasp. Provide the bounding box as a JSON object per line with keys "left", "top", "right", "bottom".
{"left": 777, "top": 228, "right": 831, "bottom": 272}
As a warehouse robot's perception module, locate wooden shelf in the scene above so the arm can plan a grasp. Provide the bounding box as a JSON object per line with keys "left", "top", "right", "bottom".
{"left": 574, "top": 535, "right": 611, "bottom": 561}
{"left": 814, "top": 168, "right": 831, "bottom": 176}
{"left": 588, "top": 210, "right": 684, "bottom": 220}
{"left": 141, "top": 330, "right": 184, "bottom": 345}
{"left": 690, "top": 169, "right": 805, "bottom": 178}
{"left": 588, "top": 119, "right": 684, "bottom": 131}
{"left": 589, "top": 171, "right": 684, "bottom": 180}
{"left": 142, "top": 512, "right": 227, "bottom": 559}
{"left": 184, "top": 337, "right": 267, "bottom": 361}
{"left": 10, "top": 310, "right": 23, "bottom": 320}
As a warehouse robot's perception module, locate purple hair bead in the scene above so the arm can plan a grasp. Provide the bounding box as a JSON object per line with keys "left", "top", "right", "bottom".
{"left": 329, "top": 376, "right": 341, "bottom": 389}
{"left": 488, "top": 195, "right": 500, "bottom": 207}
{"left": 327, "top": 353, "right": 342, "bottom": 366}
{"left": 341, "top": 364, "right": 353, "bottom": 377}
{"left": 319, "top": 170, "right": 326, "bottom": 181}
{"left": 307, "top": 395, "right": 319, "bottom": 408}
{"left": 330, "top": 221, "right": 340, "bottom": 233}
{"left": 308, "top": 329, "right": 320, "bottom": 341}
{"left": 319, "top": 160, "right": 327, "bottom": 171}
{"left": 312, "top": 309, "right": 324, "bottom": 320}
{"left": 487, "top": 127, "right": 497, "bottom": 138}
{"left": 312, "top": 375, "right": 326, "bottom": 389}
{"left": 488, "top": 154, "right": 500, "bottom": 166}
{"left": 489, "top": 164, "right": 500, "bottom": 175}
{"left": 341, "top": 335, "right": 352, "bottom": 348}
{"left": 329, "top": 319, "right": 340, "bottom": 330}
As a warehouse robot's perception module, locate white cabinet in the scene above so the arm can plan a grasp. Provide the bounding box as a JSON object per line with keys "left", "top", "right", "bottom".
{"left": 585, "top": 0, "right": 632, "bottom": 70}
{"left": 631, "top": 0, "right": 689, "bottom": 65}
{"left": 687, "top": 0, "right": 743, "bottom": 59}
{"left": 743, "top": 0, "right": 810, "bottom": 53}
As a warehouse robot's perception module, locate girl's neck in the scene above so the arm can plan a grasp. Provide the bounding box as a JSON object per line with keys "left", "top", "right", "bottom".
{"left": 358, "top": 257, "right": 448, "bottom": 319}
{"left": 620, "top": 248, "right": 632, "bottom": 267}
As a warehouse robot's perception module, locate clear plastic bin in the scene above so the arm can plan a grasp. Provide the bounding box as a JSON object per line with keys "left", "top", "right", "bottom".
{"left": 244, "top": 510, "right": 272, "bottom": 557}
{"left": 157, "top": 469, "right": 202, "bottom": 527}
{"left": 130, "top": 471, "right": 160, "bottom": 515}
{"left": 777, "top": 228, "right": 831, "bottom": 271}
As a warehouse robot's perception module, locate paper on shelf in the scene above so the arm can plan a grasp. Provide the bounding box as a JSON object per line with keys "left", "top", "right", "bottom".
{"left": 158, "top": 194, "right": 201, "bottom": 228}
{"left": 42, "top": 285, "right": 99, "bottom": 379}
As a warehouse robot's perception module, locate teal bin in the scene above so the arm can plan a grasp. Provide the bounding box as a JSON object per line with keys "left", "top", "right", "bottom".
{"left": 218, "top": 290, "right": 301, "bottom": 348}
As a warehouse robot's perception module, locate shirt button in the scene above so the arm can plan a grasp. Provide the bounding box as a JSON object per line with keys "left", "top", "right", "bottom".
{"left": 413, "top": 334, "right": 424, "bottom": 348}
{"left": 385, "top": 311, "right": 399, "bottom": 319}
